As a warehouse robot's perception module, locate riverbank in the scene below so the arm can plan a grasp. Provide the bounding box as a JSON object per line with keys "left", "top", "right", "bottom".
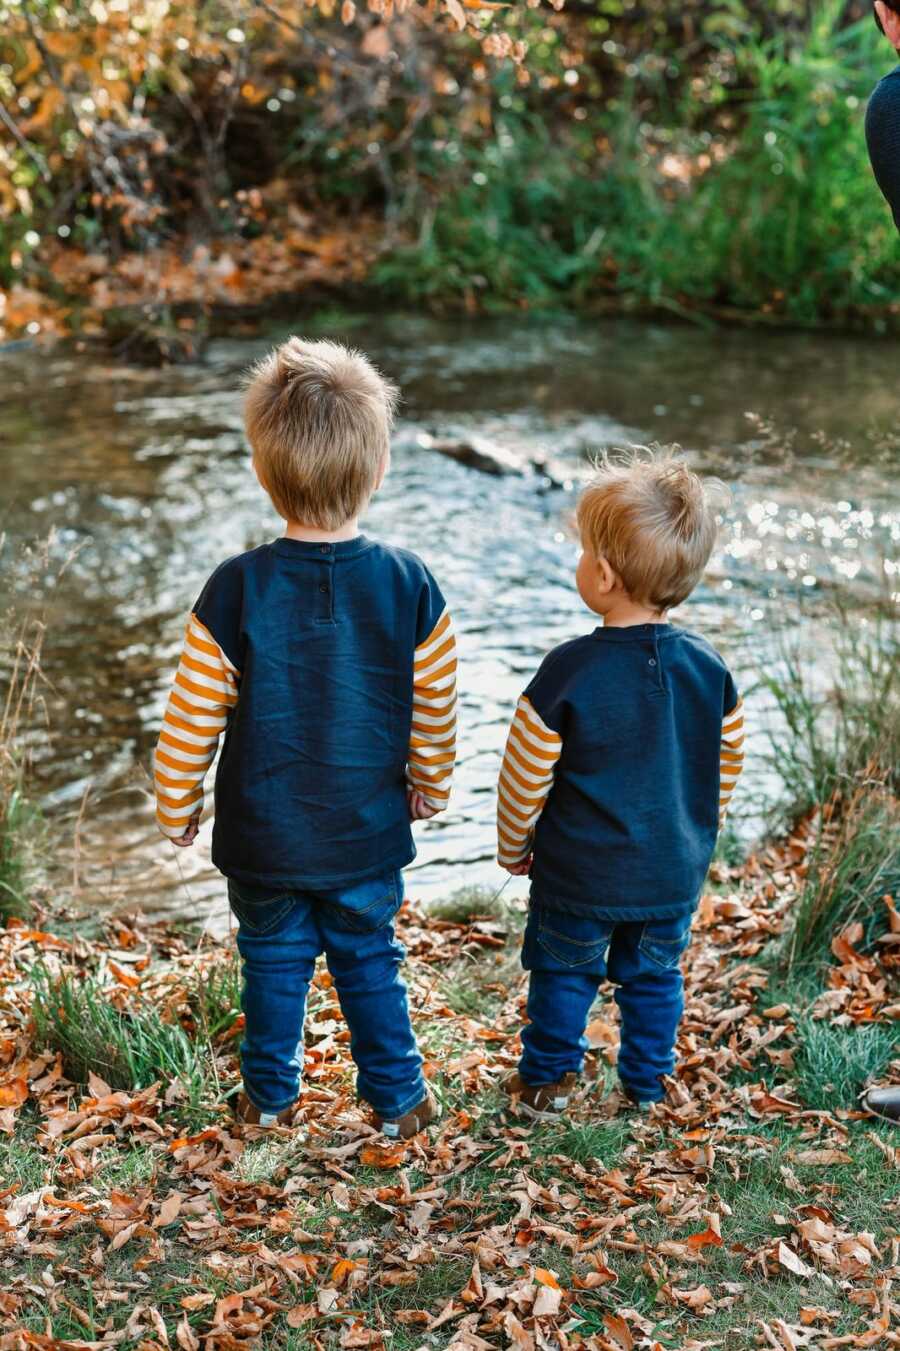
{"left": 1, "top": 828, "right": 898, "bottom": 1350}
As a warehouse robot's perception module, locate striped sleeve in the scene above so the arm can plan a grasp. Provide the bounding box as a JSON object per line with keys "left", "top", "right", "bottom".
{"left": 497, "top": 695, "right": 563, "bottom": 868}
{"left": 719, "top": 697, "right": 745, "bottom": 826}
{"left": 407, "top": 608, "right": 457, "bottom": 811}
{"left": 154, "top": 614, "right": 240, "bottom": 839}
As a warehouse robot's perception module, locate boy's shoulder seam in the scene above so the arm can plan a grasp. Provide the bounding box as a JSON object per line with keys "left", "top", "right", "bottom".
{"left": 669, "top": 627, "right": 730, "bottom": 668}
{"left": 210, "top": 543, "right": 270, "bottom": 573}
{"left": 365, "top": 540, "right": 440, "bottom": 583}
{"left": 196, "top": 544, "right": 270, "bottom": 600}
{"left": 538, "top": 633, "right": 599, "bottom": 673}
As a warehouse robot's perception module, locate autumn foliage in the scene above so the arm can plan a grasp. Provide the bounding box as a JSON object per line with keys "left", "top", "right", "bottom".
{"left": 0, "top": 0, "right": 566, "bottom": 345}
{"left": 2, "top": 1, "right": 898, "bottom": 349}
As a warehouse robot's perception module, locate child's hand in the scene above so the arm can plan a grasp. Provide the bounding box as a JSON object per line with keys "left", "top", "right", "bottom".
{"left": 171, "top": 810, "right": 201, "bottom": 847}
{"left": 503, "top": 855, "right": 532, "bottom": 876}
{"left": 408, "top": 789, "right": 439, "bottom": 821}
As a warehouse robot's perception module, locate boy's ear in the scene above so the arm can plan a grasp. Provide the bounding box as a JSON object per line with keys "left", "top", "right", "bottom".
{"left": 596, "top": 555, "right": 618, "bottom": 594}
{"left": 876, "top": 0, "right": 900, "bottom": 44}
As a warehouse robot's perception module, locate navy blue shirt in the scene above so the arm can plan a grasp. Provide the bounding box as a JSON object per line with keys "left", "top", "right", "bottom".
{"left": 164, "top": 536, "right": 452, "bottom": 888}
{"left": 517, "top": 625, "right": 740, "bottom": 921}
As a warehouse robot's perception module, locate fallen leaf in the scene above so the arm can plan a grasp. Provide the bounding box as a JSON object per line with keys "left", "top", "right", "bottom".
{"left": 175, "top": 1315, "right": 199, "bottom": 1351}
{"left": 155, "top": 1192, "right": 183, "bottom": 1227}
{"left": 795, "top": 1150, "right": 852, "bottom": 1167}
{"left": 603, "top": 1313, "right": 634, "bottom": 1351}
{"left": 776, "top": 1241, "right": 814, "bottom": 1279}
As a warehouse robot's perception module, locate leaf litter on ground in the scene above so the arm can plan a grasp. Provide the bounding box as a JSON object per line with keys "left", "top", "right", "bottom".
{"left": 0, "top": 817, "right": 898, "bottom": 1349}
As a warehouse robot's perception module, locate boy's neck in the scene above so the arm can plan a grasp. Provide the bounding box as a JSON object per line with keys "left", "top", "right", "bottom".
{"left": 283, "top": 518, "right": 360, "bottom": 543}
{"left": 601, "top": 597, "right": 668, "bottom": 628}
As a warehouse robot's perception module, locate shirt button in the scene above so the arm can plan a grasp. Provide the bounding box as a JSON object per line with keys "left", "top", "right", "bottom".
{"left": 319, "top": 583, "right": 329, "bottom": 594}
{"left": 648, "top": 658, "right": 657, "bottom": 666}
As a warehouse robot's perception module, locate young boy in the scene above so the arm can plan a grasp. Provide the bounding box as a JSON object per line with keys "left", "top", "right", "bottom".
{"left": 496, "top": 452, "right": 743, "bottom": 1114}
{"left": 153, "top": 338, "right": 456, "bottom": 1138}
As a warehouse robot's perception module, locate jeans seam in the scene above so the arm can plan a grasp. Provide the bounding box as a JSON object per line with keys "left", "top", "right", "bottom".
{"left": 232, "top": 899, "right": 294, "bottom": 935}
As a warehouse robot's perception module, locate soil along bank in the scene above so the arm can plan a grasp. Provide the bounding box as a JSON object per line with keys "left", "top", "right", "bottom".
{"left": 2, "top": 2, "right": 899, "bottom": 354}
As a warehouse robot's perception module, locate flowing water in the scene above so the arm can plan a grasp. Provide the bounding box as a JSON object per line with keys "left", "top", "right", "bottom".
{"left": 2, "top": 312, "right": 898, "bottom": 929}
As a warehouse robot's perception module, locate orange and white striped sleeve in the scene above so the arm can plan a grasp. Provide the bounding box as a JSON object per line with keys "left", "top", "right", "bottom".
{"left": 719, "top": 697, "right": 745, "bottom": 826}
{"left": 407, "top": 608, "right": 457, "bottom": 811}
{"left": 154, "top": 615, "right": 240, "bottom": 839}
{"left": 497, "top": 695, "right": 563, "bottom": 869}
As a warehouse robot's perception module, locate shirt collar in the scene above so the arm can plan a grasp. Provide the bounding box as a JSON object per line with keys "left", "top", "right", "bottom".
{"left": 271, "top": 534, "right": 374, "bottom": 560}
{"left": 592, "top": 623, "right": 677, "bottom": 642}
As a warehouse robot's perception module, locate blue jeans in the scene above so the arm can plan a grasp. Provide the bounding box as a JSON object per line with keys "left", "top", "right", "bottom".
{"left": 227, "top": 870, "right": 425, "bottom": 1120}
{"left": 520, "top": 903, "right": 692, "bottom": 1103}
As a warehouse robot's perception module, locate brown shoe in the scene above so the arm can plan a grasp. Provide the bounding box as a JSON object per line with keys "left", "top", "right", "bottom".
{"left": 504, "top": 1071, "right": 578, "bottom": 1121}
{"left": 371, "top": 1088, "right": 440, "bottom": 1140}
{"left": 228, "top": 1088, "right": 300, "bottom": 1128}
{"left": 863, "top": 1084, "right": 900, "bottom": 1123}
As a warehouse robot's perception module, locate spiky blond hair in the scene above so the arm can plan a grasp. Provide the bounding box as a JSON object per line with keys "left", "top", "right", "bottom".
{"left": 244, "top": 337, "right": 399, "bottom": 529}
{"left": 576, "top": 448, "right": 725, "bottom": 611}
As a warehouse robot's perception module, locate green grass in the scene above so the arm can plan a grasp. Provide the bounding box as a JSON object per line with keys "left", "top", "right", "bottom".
{"left": 427, "top": 884, "right": 514, "bottom": 924}
{"left": 375, "top": 5, "right": 900, "bottom": 324}
{"left": 792, "top": 1016, "right": 897, "bottom": 1109}
{"left": 759, "top": 608, "right": 900, "bottom": 971}
{"left": 188, "top": 953, "right": 243, "bottom": 1042}
{"left": 0, "top": 779, "right": 40, "bottom": 922}
{"left": 760, "top": 609, "right": 899, "bottom": 818}
{"left": 30, "top": 964, "right": 216, "bottom": 1115}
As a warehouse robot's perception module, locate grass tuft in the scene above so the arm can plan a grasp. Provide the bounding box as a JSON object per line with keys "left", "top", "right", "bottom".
{"left": 761, "top": 609, "right": 898, "bottom": 819}
{"left": 427, "top": 884, "right": 512, "bottom": 924}
{"left": 188, "top": 954, "right": 242, "bottom": 1042}
{"left": 792, "top": 1017, "right": 897, "bottom": 1110}
{"left": 31, "top": 964, "right": 214, "bottom": 1111}
{"left": 762, "top": 610, "right": 900, "bottom": 971}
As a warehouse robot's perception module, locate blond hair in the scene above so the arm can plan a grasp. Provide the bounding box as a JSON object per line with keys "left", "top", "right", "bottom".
{"left": 576, "top": 449, "right": 723, "bottom": 611}
{"left": 244, "top": 337, "right": 399, "bottom": 529}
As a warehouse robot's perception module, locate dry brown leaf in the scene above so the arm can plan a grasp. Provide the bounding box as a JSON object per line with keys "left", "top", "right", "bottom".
{"left": 180, "top": 1293, "right": 214, "bottom": 1311}
{"left": 286, "top": 1303, "right": 316, "bottom": 1327}
{"left": 445, "top": 0, "right": 468, "bottom": 31}
{"left": 671, "top": 1284, "right": 714, "bottom": 1312}
{"left": 155, "top": 1191, "right": 183, "bottom": 1227}
{"left": 603, "top": 1312, "right": 634, "bottom": 1351}
{"left": 686, "top": 1215, "right": 723, "bottom": 1250}
{"left": 0, "top": 1078, "right": 28, "bottom": 1108}
{"left": 359, "top": 1143, "right": 407, "bottom": 1168}
{"left": 532, "top": 1283, "right": 562, "bottom": 1317}
{"left": 175, "top": 1314, "right": 199, "bottom": 1351}
{"left": 795, "top": 1150, "right": 853, "bottom": 1166}
{"left": 775, "top": 1241, "right": 815, "bottom": 1280}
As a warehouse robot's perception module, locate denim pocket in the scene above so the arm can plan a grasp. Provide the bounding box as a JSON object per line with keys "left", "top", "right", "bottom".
{"left": 320, "top": 870, "right": 403, "bottom": 934}
{"left": 227, "top": 879, "right": 295, "bottom": 936}
{"left": 638, "top": 917, "right": 692, "bottom": 971}
{"left": 535, "top": 910, "right": 613, "bottom": 970}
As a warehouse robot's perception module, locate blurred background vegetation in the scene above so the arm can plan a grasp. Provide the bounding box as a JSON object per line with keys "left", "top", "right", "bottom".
{"left": 0, "top": 0, "right": 898, "bottom": 350}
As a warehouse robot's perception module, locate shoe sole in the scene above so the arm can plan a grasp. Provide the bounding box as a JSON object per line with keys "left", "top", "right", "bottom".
{"left": 510, "top": 1096, "right": 571, "bottom": 1124}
